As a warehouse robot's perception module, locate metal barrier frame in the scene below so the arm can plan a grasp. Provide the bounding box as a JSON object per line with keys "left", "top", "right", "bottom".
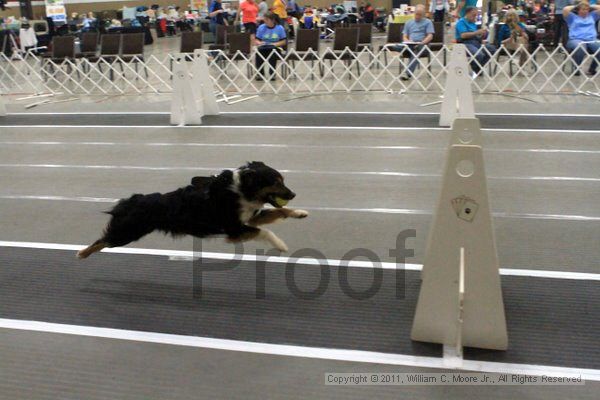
{"left": 1, "top": 44, "right": 599, "bottom": 96}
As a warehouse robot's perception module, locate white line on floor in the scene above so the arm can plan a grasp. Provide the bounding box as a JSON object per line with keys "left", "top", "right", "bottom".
{"left": 0, "top": 125, "right": 445, "bottom": 131}
{"left": 10, "top": 111, "right": 600, "bottom": 118}
{"left": 1, "top": 141, "right": 598, "bottom": 154}
{"left": 1, "top": 240, "right": 599, "bottom": 281}
{"left": 8, "top": 112, "right": 172, "bottom": 115}
{"left": 0, "top": 164, "right": 598, "bottom": 183}
{"left": 0, "top": 318, "right": 598, "bottom": 381}
{"left": 0, "top": 141, "right": 429, "bottom": 150}
{"left": 0, "top": 195, "right": 118, "bottom": 203}
{"left": 1, "top": 125, "right": 599, "bottom": 134}
{"left": 0, "top": 164, "right": 434, "bottom": 177}
{"left": 0, "top": 195, "right": 598, "bottom": 222}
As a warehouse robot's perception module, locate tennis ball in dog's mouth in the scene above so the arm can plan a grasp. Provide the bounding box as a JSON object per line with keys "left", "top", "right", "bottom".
{"left": 274, "top": 197, "right": 289, "bottom": 207}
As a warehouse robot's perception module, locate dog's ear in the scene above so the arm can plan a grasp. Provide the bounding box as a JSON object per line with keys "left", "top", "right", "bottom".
{"left": 240, "top": 168, "right": 256, "bottom": 187}
{"left": 246, "top": 161, "right": 265, "bottom": 169}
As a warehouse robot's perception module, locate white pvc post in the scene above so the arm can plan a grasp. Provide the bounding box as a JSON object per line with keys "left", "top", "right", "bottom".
{"left": 170, "top": 55, "right": 201, "bottom": 125}
{"left": 411, "top": 118, "right": 508, "bottom": 351}
{"left": 0, "top": 93, "right": 6, "bottom": 116}
{"left": 192, "top": 49, "right": 219, "bottom": 116}
{"left": 439, "top": 44, "right": 475, "bottom": 127}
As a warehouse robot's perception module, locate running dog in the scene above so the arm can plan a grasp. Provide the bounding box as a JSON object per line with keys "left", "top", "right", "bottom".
{"left": 77, "top": 162, "right": 308, "bottom": 259}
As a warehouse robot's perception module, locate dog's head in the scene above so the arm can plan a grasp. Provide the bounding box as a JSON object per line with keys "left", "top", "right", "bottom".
{"left": 236, "top": 162, "right": 295, "bottom": 208}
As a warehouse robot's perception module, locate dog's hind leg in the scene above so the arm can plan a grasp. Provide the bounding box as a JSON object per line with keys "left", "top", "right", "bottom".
{"left": 77, "top": 239, "right": 108, "bottom": 259}
{"left": 248, "top": 208, "right": 308, "bottom": 227}
{"left": 226, "top": 226, "right": 288, "bottom": 252}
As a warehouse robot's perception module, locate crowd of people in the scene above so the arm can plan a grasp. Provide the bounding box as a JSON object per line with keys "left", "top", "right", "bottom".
{"left": 454, "top": 0, "right": 600, "bottom": 77}
{"left": 2, "top": 0, "right": 599, "bottom": 80}
{"left": 388, "top": 0, "right": 600, "bottom": 80}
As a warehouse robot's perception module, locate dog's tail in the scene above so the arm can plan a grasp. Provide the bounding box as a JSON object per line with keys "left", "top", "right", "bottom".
{"left": 77, "top": 239, "right": 107, "bottom": 259}
{"left": 80, "top": 194, "right": 144, "bottom": 259}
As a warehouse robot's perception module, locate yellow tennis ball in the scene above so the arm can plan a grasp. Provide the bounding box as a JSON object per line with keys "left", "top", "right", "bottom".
{"left": 274, "top": 197, "right": 289, "bottom": 207}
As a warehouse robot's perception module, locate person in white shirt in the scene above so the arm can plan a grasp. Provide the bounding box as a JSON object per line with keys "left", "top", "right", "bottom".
{"left": 429, "top": 0, "right": 449, "bottom": 22}
{"left": 19, "top": 22, "right": 37, "bottom": 54}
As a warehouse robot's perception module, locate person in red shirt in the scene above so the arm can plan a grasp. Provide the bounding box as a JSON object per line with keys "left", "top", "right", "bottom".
{"left": 236, "top": 0, "right": 259, "bottom": 38}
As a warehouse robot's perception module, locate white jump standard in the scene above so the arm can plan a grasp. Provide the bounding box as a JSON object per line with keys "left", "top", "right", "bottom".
{"left": 412, "top": 117, "right": 508, "bottom": 353}
{"left": 439, "top": 45, "right": 476, "bottom": 127}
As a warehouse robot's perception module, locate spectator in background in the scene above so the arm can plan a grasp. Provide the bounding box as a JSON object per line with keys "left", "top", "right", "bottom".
{"left": 362, "top": 2, "right": 376, "bottom": 23}
{"left": 287, "top": 0, "right": 301, "bottom": 18}
{"left": 236, "top": 0, "right": 259, "bottom": 37}
{"left": 455, "top": 0, "right": 478, "bottom": 18}
{"left": 68, "top": 12, "right": 81, "bottom": 31}
{"left": 255, "top": 11, "right": 287, "bottom": 80}
{"left": 273, "top": 0, "right": 288, "bottom": 21}
{"left": 395, "top": 5, "right": 434, "bottom": 81}
{"left": 209, "top": 0, "right": 227, "bottom": 35}
{"left": 498, "top": 10, "right": 529, "bottom": 71}
{"left": 82, "top": 12, "right": 96, "bottom": 31}
{"left": 563, "top": 1, "right": 600, "bottom": 75}
{"left": 273, "top": 0, "right": 289, "bottom": 36}
{"left": 300, "top": 8, "right": 319, "bottom": 29}
{"left": 258, "top": 0, "right": 269, "bottom": 22}
{"left": 430, "top": 0, "right": 449, "bottom": 22}
{"left": 553, "top": 0, "right": 571, "bottom": 47}
{"left": 455, "top": 6, "right": 497, "bottom": 77}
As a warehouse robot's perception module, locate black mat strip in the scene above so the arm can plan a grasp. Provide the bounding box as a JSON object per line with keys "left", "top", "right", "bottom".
{"left": 3, "top": 113, "right": 600, "bottom": 131}
{"left": 1, "top": 247, "right": 598, "bottom": 369}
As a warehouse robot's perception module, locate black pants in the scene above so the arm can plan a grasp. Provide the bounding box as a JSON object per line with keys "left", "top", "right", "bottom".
{"left": 244, "top": 22, "right": 257, "bottom": 34}
{"left": 255, "top": 46, "right": 282, "bottom": 79}
{"left": 553, "top": 14, "right": 567, "bottom": 47}
{"left": 433, "top": 10, "right": 445, "bottom": 22}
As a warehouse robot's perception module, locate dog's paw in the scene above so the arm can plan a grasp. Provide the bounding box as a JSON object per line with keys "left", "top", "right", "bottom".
{"left": 289, "top": 209, "right": 309, "bottom": 219}
{"left": 269, "top": 233, "right": 289, "bottom": 252}
{"left": 261, "top": 229, "right": 289, "bottom": 252}
{"left": 273, "top": 238, "right": 289, "bottom": 252}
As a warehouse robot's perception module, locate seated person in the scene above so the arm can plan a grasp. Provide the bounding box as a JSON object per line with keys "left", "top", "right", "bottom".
{"left": 391, "top": 5, "right": 434, "bottom": 80}
{"left": 362, "top": 3, "right": 376, "bottom": 24}
{"left": 81, "top": 12, "right": 97, "bottom": 32}
{"left": 300, "top": 8, "right": 320, "bottom": 29}
{"left": 255, "top": 12, "right": 287, "bottom": 80}
{"left": 563, "top": 1, "right": 600, "bottom": 75}
{"left": 326, "top": 4, "right": 348, "bottom": 23}
{"left": 455, "top": 6, "right": 497, "bottom": 77}
{"left": 498, "top": 10, "right": 529, "bottom": 69}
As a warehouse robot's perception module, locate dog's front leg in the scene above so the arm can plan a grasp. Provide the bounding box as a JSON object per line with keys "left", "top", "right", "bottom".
{"left": 226, "top": 225, "right": 288, "bottom": 252}
{"left": 248, "top": 208, "right": 309, "bottom": 227}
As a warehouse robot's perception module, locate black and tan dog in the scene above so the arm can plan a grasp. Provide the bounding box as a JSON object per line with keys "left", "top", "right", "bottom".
{"left": 77, "top": 162, "right": 308, "bottom": 258}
